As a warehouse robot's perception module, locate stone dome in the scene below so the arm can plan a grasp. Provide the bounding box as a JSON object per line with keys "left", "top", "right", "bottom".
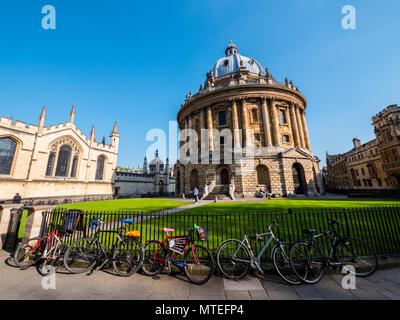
{"left": 212, "top": 41, "right": 266, "bottom": 78}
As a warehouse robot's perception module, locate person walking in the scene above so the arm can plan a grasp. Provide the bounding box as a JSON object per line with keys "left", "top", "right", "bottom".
{"left": 193, "top": 187, "right": 199, "bottom": 203}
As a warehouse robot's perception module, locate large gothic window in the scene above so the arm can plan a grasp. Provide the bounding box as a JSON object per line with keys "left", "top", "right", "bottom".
{"left": 55, "top": 145, "right": 72, "bottom": 177}
{"left": 95, "top": 155, "right": 105, "bottom": 180}
{"left": 46, "top": 136, "right": 81, "bottom": 178}
{"left": 0, "top": 137, "right": 17, "bottom": 175}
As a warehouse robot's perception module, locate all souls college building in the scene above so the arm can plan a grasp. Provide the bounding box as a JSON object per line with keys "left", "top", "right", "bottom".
{"left": 175, "top": 42, "right": 323, "bottom": 199}
{"left": 0, "top": 105, "right": 119, "bottom": 202}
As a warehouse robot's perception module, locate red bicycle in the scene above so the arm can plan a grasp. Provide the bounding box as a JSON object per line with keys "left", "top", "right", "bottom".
{"left": 141, "top": 224, "right": 214, "bottom": 284}
{"left": 14, "top": 224, "right": 68, "bottom": 275}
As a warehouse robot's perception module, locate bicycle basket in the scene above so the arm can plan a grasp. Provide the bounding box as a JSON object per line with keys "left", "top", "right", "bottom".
{"left": 196, "top": 226, "right": 210, "bottom": 241}
{"left": 169, "top": 237, "right": 190, "bottom": 254}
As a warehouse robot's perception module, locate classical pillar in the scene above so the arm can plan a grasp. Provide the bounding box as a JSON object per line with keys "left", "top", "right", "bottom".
{"left": 207, "top": 106, "right": 214, "bottom": 151}
{"left": 231, "top": 99, "right": 241, "bottom": 149}
{"left": 295, "top": 105, "right": 306, "bottom": 148}
{"left": 240, "top": 98, "right": 249, "bottom": 147}
{"left": 199, "top": 108, "right": 205, "bottom": 149}
{"left": 269, "top": 98, "right": 280, "bottom": 146}
{"left": 289, "top": 102, "right": 301, "bottom": 147}
{"left": 260, "top": 98, "right": 272, "bottom": 146}
{"left": 301, "top": 109, "right": 311, "bottom": 150}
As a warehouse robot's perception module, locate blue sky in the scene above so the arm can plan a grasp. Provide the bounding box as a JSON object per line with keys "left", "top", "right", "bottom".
{"left": 1, "top": 1, "right": 399, "bottom": 168}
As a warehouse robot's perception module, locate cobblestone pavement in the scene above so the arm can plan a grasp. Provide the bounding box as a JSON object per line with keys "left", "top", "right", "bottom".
{"left": 1, "top": 250, "right": 400, "bottom": 300}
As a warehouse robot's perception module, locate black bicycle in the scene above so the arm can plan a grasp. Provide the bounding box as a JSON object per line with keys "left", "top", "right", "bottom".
{"left": 63, "top": 217, "right": 144, "bottom": 277}
{"left": 289, "top": 218, "right": 378, "bottom": 284}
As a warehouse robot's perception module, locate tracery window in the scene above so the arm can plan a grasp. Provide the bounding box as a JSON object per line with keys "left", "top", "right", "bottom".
{"left": 0, "top": 137, "right": 17, "bottom": 175}
{"left": 55, "top": 145, "right": 72, "bottom": 177}
{"left": 46, "top": 136, "right": 81, "bottom": 178}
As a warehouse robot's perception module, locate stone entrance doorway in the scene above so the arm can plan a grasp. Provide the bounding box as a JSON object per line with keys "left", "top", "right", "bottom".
{"left": 292, "top": 163, "right": 307, "bottom": 195}
{"left": 220, "top": 168, "right": 230, "bottom": 185}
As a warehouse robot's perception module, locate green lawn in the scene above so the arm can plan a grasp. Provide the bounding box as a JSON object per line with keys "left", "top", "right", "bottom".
{"left": 182, "top": 199, "right": 400, "bottom": 214}
{"left": 56, "top": 198, "right": 193, "bottom": 213}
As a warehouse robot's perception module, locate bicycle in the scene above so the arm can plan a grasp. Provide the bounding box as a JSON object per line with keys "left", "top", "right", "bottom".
{"left": 63, "top": 217, "right": 144, "bottom": 277}
{"left": 216, "top": 221, "right": 301, "bottom": 285}
{"left": 289, "top": 218, "right": 378, "bottom": 284}
{"left": 13, "top": 222, "right": 68, "bottom": 274}
{"left": 141, "top": 224, "right": 214, "bottom": 285}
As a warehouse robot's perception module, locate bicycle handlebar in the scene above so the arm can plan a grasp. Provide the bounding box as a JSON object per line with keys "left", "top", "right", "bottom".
{"left": 89, "top": 217, "right": 104, "bottom": 230}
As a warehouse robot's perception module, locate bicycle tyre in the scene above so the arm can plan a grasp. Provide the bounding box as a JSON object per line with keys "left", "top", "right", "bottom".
{"left": 334, "top": 237, "right": 378, "bottom": 277}
{"left": 14, "top": 236, "right": 46, "bottom": 268}
{"left": 141, "top": 240, "right": 166, "bottom": 276}
{"left": 216, "top": 239, "right": 250, "bottom": 279}
{"left": 112, "top": 238, "right": 144, "bottom": 277}
{"left": 63, "top": 238, "right": 99, "bottom": 274}
{"left": 272, "top": 243, "right": 301, "bottom": 285}
{"left": 184, "top": 244, "right": 214, "bottom": 285}
{"left": 289, "top": 240, "right": 324, "bottom": 284}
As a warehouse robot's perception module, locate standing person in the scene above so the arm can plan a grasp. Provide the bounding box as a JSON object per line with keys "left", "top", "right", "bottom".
{"left": 193, "top": 187, "right": 199, "bottom": 203}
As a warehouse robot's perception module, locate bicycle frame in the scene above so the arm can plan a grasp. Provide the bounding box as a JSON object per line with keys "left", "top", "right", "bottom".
{"left": 148, "top": 231, "right": 198, "bottom": 270}
{"left": 232, "top": 231, "right": 276, "bottom": 264}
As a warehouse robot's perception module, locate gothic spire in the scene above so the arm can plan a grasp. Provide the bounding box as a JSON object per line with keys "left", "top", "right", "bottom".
{"left": 111, "top": 121, "right": 119, "bottom": 136}
{"left": 69, "top": 104, "right": 75, "bottom": 123}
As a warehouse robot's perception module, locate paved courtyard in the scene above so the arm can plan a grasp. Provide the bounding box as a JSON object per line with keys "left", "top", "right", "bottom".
{"left": 1, "top": 250, "right": 400, "bottom": 300}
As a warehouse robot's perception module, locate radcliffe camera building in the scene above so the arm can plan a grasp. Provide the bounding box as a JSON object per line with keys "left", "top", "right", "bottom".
{"left": 0, "top": 105, "right": 119, "bottom": 201}
{"left": 326, "top": 104, "right": 400, "bottom": 190}
{"left": 175, "top": 42, "right": 323, "bottom": 199}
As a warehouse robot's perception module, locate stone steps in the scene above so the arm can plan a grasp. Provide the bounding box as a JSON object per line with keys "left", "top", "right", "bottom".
{"left": 204, "top": 184, "right": 231, "bottom": 200}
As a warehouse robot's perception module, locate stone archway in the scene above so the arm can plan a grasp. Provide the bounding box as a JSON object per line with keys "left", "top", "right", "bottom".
{"left": 256, "top": 165, "right": 271, "bottom": 191}
{"left": 176, "top": 170, "right": 181, "bottom": 194}
{"left": 190, "top": 169, "right": 199, "bottom": 189}
{"left": 292, "top": 162, "right": 307, "bottom": 195}
{"left": 216, "top": 166, "right": 231, "bottom": 185}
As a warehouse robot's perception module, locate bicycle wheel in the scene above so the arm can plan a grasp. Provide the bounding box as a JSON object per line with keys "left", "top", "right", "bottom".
{"left": 63, "top": 238, "right": 99, "bottom": 274}
{"left": 184, "top": 244, "right": 214, "bottom": 285}
{"left": 37, "top": 243, "right": 67, "bottom": 276}
{"left": 141, "top": 240, "right": 166, "bottom": 276}
{"left": 216, "top": 239, "right": 250, "bottom": 279}
{"left": 334, "top": 237, "right": 378, "bottom": 277}
{"left": 272, "top": 243, "right": 301, "bottom": 285}
{"left": 289, "top": 241, "right": 324, "bottom": 284}
{"left": 112, "top": 238, "right": 144, "bottom": 277}
{"left": 14, "top": 237, "right": 46, "bottom": 268}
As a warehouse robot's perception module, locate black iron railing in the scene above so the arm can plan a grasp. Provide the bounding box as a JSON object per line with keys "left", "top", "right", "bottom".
{"left": 41, "top": 206, "right": 400, "bottom": 259}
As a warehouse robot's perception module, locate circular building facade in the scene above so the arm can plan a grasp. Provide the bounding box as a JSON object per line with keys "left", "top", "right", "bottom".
{"left": 175, "top": 42, "right": 323, "bottom": 199}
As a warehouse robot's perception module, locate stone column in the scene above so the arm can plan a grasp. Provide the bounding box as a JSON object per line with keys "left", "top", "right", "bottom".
{"left": 207, "top": 106, "right": 214, "bottom": 151}
{"left": 269, "top": 98, "right": 280, "bottom": 146}
{"left": 199, "top": 108, "right": 205, "bottom": 150}
{"left": 295, "top": 105, "right": 306, "bottom": 148}
{"left": 241, "top": 98, "right": 249, "bottom": 147}
{"left": 301, "top": 110, "right": 311, "bottom": 150}
{"left": 261, "top": 97, "right": 272, "bottom": 146}
{"left": 289, "top": 102, "right": 301, "bottom": 147}
{"left": 231, "top": 99, "right": 241, "bottom": 149}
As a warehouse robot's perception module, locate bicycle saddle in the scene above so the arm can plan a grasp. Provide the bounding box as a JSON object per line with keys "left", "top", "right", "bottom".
{"left": 121, "top": 218, "right": 134, "bottom": 224}
{"left": 163, "top": 228, "right": 175, "bottom": 233}
{"left": 303, "top": 228, "right": 317, "bottom": 235}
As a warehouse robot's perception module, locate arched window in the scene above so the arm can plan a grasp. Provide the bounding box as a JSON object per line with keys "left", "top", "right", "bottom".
{"left": 95, "top": 155, "right": 105, "bottom": 180}
{"left": 55, "top": 145, "right": 72, "bottom": 177}
{"left": 0, "top": 137, "right": 17, "bottom": 175}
